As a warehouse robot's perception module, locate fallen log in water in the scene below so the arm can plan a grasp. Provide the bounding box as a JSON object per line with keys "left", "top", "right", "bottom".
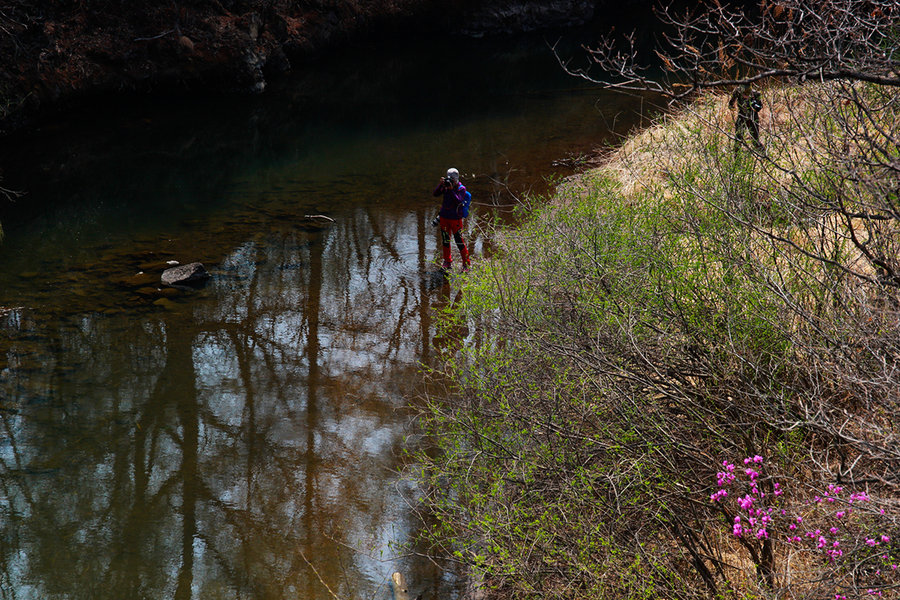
{"left": 304, "top": 214, "right": 335, "bottom": 222}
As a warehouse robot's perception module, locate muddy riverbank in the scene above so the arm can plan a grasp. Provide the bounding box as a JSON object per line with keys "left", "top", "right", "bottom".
{"left": 0, "top": 0, "right": 660, "bottom": 136}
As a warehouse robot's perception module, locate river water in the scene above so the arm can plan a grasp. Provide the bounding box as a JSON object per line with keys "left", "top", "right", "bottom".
{"left": 0, "top": 33, "right": 647, "bottom": 599}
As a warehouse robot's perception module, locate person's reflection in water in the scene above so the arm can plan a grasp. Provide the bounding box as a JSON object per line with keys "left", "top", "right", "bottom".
{"left": 432, "top": 286, "right": 468, "bottom": 355}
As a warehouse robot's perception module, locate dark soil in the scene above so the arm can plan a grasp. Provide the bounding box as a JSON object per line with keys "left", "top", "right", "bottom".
{"left": 0, "top": 0, "right": 665, "bottom": 135}
{"left": 0, "top": 0, "right": 444, "bottom": 134}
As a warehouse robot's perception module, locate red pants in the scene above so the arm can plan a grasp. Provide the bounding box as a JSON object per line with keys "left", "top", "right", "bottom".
{"left": 439, "top": 217, "right": 470, "bottom": 266}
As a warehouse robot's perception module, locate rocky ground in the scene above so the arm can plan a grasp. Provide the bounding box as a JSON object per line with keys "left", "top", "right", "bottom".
{"left": 0, "top": 0, "right": 423, "bottom": 133}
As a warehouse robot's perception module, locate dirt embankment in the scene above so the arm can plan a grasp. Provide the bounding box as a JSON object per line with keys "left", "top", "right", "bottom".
{"left": 0, "top": 0, "right": 644, "bottom": 135}
{"left": 0, "top": 1, "right": 429, "bottom": 130}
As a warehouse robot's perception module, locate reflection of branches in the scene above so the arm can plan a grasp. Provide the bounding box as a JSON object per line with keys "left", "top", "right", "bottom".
{"left": 0, "top": 198, "right": 455, "bottom": 598}
{"left": 298, "top": 549, "right": 341, "bottom": 600}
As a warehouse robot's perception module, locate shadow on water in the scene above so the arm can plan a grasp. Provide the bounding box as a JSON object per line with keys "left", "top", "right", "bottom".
{"left": 0, "top": 31, "right": 652, "bottom": 599}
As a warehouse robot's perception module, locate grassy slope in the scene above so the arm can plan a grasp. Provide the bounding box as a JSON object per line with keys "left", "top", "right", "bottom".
{"left": 418, "top": 82, "right": 900, "bottom": 600}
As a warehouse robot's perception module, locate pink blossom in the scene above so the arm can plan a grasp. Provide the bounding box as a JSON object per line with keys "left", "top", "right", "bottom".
{"left": 835, "top": 511, "right": 846, "bottom": 519}
{"left": 716, "top": 470, "right": 736, "bottom": 487}
{"left": 817, "top": 536, "right": 827, "bottom": 549}
{"left": 849, "top": 492, "right": 870, "bottom": 503}
{"left": 866, "top": 538, "right": 878, "bottom": 547}
{"left": 756, "top": 528, "right": 768, "bottom": 540}
{"left": 881, "top": 535, "right": 890, "bottom": 543}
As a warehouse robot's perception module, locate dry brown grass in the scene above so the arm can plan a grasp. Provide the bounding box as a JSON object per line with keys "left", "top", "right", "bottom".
{"left": 557, "top": 82, "right": 899, "bottom": 291}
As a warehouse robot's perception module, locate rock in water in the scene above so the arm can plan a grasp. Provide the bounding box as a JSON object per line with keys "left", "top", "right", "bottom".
{"left": 161, "top": 262, "right": 210, "bottom": 288}
{"left": 390, "top": 572, "right": 412, "bottom": 600}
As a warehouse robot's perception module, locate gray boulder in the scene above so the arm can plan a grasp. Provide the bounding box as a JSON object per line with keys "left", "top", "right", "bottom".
{"left": 161, "top": 262, "right": 210, "bottom": 288}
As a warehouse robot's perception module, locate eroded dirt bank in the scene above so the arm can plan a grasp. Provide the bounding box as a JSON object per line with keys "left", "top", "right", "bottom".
{"left": 0, "top": 0, "right": 652, "bottom": 135}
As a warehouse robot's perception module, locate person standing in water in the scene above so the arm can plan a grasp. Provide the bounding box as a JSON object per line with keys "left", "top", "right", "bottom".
{"left": 432, "top": 167, "right": 471, "bottom": 272}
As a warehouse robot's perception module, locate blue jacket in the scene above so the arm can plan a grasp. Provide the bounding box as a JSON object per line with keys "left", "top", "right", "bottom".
{"left": 433, "top": 182, "right": 469, "bottom": 219}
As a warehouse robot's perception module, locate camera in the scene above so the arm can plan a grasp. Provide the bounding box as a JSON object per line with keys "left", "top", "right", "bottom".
{"left": 431, "top": 216, "right": 440, "bottom": 227}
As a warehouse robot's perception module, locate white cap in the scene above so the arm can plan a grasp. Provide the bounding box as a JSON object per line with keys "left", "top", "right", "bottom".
{"left": 446, "top": 168, "right": 460, "bottom": 182}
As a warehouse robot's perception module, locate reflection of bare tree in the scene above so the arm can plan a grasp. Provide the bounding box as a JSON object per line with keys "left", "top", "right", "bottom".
{"left": 0, "top": 203, "right": 456, "bottom": 599}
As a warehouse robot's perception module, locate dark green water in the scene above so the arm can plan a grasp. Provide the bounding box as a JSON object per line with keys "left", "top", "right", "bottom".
{"left": 0, "top": 33, "right": 648, "bottom": 599}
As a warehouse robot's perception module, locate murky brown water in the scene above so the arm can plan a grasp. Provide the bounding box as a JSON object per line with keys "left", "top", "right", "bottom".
{"left": 0, "top": 33, "right": 649, "bottom": 599}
